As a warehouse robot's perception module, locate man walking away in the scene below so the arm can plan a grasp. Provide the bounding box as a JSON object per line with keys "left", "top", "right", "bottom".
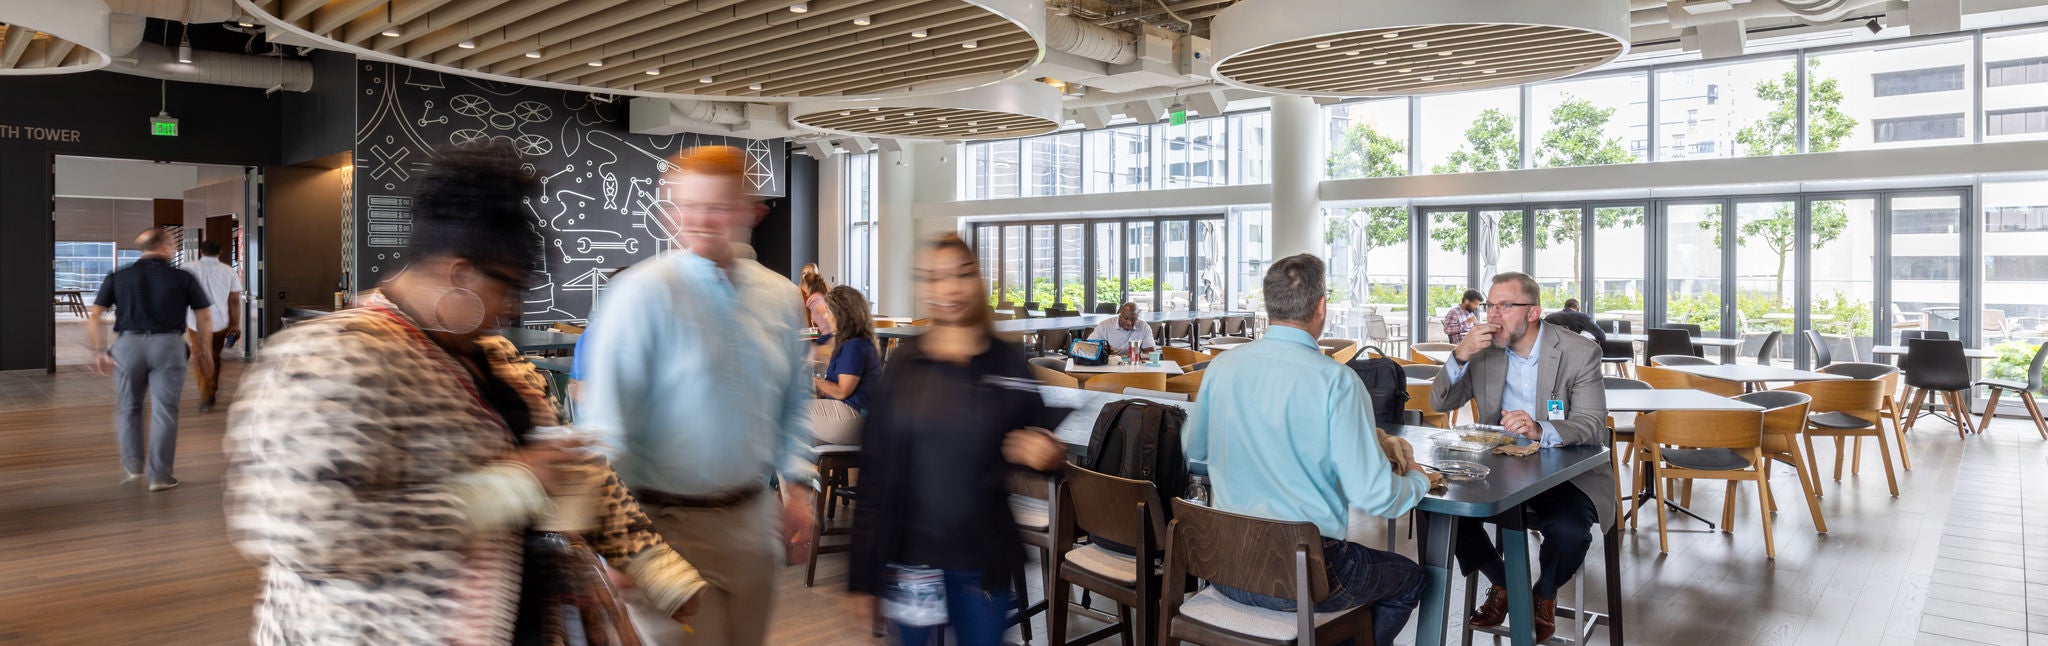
{"left": 183, "top": 239, "right": 241, "bottom": 412}
{"left": 87, "top": 229, "right": 213, "bottom": 492}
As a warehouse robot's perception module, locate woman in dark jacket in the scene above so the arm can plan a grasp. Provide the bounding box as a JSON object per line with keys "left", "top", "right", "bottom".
{"left": 847, "top": 233, "right": 1067, "bottom": 646}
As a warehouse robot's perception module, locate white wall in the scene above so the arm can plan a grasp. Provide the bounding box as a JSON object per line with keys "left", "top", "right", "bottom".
{"left": 53, "top": 156, "right": 239, "bottom": 200}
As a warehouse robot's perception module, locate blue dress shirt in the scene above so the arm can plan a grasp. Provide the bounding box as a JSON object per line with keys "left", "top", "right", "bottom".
{"left": 579, "top": 251, "right": 816, "bottom": 495}
{"left": 1183, "top": 325, "right": 1430, "bottom": 540}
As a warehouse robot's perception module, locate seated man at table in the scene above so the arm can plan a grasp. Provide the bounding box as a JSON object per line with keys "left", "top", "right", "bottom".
{"left": 1429, "top": 272, "right": 1612, "bottom": 642}
{"left": 1186, "top": 253, "right": 1430, "bottom": 646}
{"left": 1443, "top": 289, "right": 1483, "bottom": 343}
{"left": 1091, "top": 302, "right": 1157, "bottom": 352}
{"left": 1542, "top": 298, "right": 1606, "bottom": 344}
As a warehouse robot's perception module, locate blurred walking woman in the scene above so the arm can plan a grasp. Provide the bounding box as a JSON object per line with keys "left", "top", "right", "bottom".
{"left": 225, "top": 143, "right": 704, "bottom": 645}
{"left": 848, "top": 234, "right": 1068, "bottom": 646}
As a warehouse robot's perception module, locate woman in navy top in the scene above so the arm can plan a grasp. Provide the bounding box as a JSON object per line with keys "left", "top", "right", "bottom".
{"left": 811, "top": 285, "right": 880, "bottom": 444}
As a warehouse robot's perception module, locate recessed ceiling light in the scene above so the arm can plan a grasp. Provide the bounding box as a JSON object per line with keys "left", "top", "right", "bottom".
{"left": 1421, "top": 76, "right": 1435, "bottom": 81}
{"left": 1398, "top": 68, "right": 1411, "bottom": 73}
{"left": 840, "top": 111, "right": 851, "bottom": 116}
{"left": 909, "top": 120, "right": 919, "bottom": 124}
{"left": 789, "top": 2, "right": 808, "bottom": 12}
{"left": 967, "top": 121, "right": 978, "bottom": 126}
{"left": 1346, "top": 50, "right": 1361, "bottom": 56}
{"left": 869, "top": 107, "right": 880, "bottom": 111}
{"left": 853, "top": 15, "right": 871, "bottom": 25}
{"left": 749, "top": 83, "right": 763, "bottom": 90}
{"left": 1315, "top": 41, "right": 1331, "bottom": 49}
{"left": 1462, "top": 60, "right": 1475, "bottom": 65}
{"left": 1373, "top": 60, "right": 1386, "bottom": 66}
{"left": 646, "top": 68, "right": 661, "bottom": 75}
{"left": 1483, "top": 68, "right": 1496, "bottom": 73}
{"left": 381, "top": 27, "right": 402, "bottom": 38}
{"left": 458, "top": 39, "right": 476, "bottom": 49}
{"left": 525, "top": 50, "right": 542, "bottom": 59}
{"left": 911, "top": 28, "right": 927, "bottom": 38}
{"left": 1382, "top": 32, "right": 1399, "bottom": 39}
{"left": 969, "top": 128, "right": 980, "bottom": 133}
{"left": 936, "top": 116, "right": 947, "bottom": 121}
{"left": 588, "top": 60, "right": 603, "bottom": 67}
{"left": 1438, "top": 51, "right": 1453, "bottom": 57}
{"left": 962, "top": 40, "right": 977, "bottom": 48}
{"left": 235, "top": 18, "right": 255, "bottom": 28}
{"left": 876, "top": 116, "right": 886, "bottom": 121}
{"left": 1412, "top": 42, "right": 1428, "bottom": 48}
{"left": 699, "top": 76, "right": 713, "bottom": 83}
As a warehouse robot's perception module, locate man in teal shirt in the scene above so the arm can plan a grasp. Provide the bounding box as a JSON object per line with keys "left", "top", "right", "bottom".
{"left": 1184, "top": 253, "right": 1431, "bottom": 646}
{"left": 580, "top": 146, "right": 815, "bottom": 646}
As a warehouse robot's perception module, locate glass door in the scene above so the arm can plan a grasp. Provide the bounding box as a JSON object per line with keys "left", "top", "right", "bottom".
{"left": 1806, "top": 196, "right": 1879, "bottom": 366}
{"left": 1591, "top": 204, "right": 1648, "bottom": 330}
{"left": 1058, "top": 224, "right": 1085, "bottom": 311}
{"left": 1423, "top": 209, "right": 1473, "bottom": 341}
{"left": 1888, "top": 193, "right": 1966, "bottom": 342}
{"left": 1161, "top": 220, "right": 1191, "bottom": 312}
{"left": 1661, "top": 202, "right": 1726, "bottom": 334}
{"left": 1028, "top": 224, "right": 1055, "bottom": 309}
{"left": 1194, "top": 218, "right": 1228, "bottom": 311}
{"left": 1093, "top": 222, "right": 1123, "bottom": 311}
{"left": 1529, "top": 206, "right": 1584, "bottom": 308}
{"left": 1126, "top": 221, "right": 1158, "bottom": 312}
{"left": 1735, "top": 199, "right": 1798, "bottom": 364}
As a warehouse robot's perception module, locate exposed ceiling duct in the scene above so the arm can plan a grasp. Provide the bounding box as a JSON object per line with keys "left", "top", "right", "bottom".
{"left": 629, "top": 98, "right": 801, "bottom": 140}
{"left": 1047, "top": 14, "right": 1137, "bottom": 64}
{"left": 0, "top": 0, "right": 116, "bottom": 74}
{"left": 108, "top": 40, "right": 311, "bottom": 91}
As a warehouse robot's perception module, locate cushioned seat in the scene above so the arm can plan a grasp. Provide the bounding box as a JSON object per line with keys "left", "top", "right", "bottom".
{"left": 812, "top": 443, "right": 860, "bottom": 457}
{"left": 1008, "top": 495, "right": 1049, "bottom": 531}
{"left": 1807, "top": 411, "right": 1874, "bottom": 430}
{"left": 1660, "top": 447, "right": 1750, "bottom": 471}
{"left": 1175, "top": 586, "right": 1350, "bottom": 642}
{"left": 1064, "top": 544, "right": 1139, "bottom": 585}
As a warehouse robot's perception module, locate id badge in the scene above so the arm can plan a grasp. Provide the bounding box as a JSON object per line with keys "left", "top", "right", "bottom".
{"left": 1546, "top": 399, "right": 1566, "bottom": 421}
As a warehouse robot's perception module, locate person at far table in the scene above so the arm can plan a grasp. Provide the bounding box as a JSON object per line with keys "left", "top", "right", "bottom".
{"left": 801, "top": 271, "right": 834, "bottom": 348}
{"left": 811, "top": 285, "right": 881, "bottom": 446}
{"left": 87, "top": 228, "right": 213, "bottom": 492}
{"left": 1090, "top": 302, "right": 1157, "bottom": 352}
{"left": 183, "top": 239, "right": 242, "bottom": 412}
{"left": 1443, "top": 289, "right": 1483, "bottom": 343}
{"left": 1542, "top": 298, "right": 1606, "bottom": 345}
{"left": 1428, "top": 272, "right": 1611, "bottom": 643}
{"left": 1185, "top": 253, "right": 1431, "bottom": 646}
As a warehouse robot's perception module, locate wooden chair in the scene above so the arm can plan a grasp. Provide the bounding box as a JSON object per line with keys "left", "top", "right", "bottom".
{"left": 1032, "top": 364, "right": 1081, "bottom": 389}
{"left": 1040, "top": 328, "right": 1075, "bottom": 358}
{"left": 1315, "top": 338, "right": 1357, "bottom": 358}
{"left": 1635, "top": 364, "right": 1741, "bottom": 397}
{"left": 1738, "top": 389, "right": 1825, "bottom": 533}
{"left": 910, "top": 317, "right": 933, "bottom": 326}
{"left": 1166, "top": 320, "right": 1197, "bottom": 349}
{"left": 1818, "top": 362, "right": 1912, "bottom": 472}
{"left": 1009, "top": 471, "right": 1057, "bottom": 644}
{"left": 1635, "top": 409, "right": 1776, "bottom": 557}
{"left": 1165, "top": 370, "right": 1206, "bottom": 400}
{"left": 1329, "top": 343, "right": 1363, "bottom": 365}
{"left": 1411, "top": 342, "right": 1455, "bottom": 365}
{"left": 1051, "top": 466, "right": 1169, "bottom": 646}
{"left": 1085, "top": 372, "right": 1168, "bottom": 394}
{"left": 874, "top": 319, "right": 897, "bottom": 328}
{"left": 1780, "top": 378, "right": 1898, "bottom": 497}
{"left": 1158, "top": 499, "right": 1376, "bottom": 646}
{"left": 553, "top": 322, "right": 586, "bottom": 334}
{"left": 1975, "top": 342, "right": 2048, "bottom": 439}
{"left": 1161, "top": 347, "right": 1214, "bottom": 369}
{"left": 1405, "top": 383, "right": 1449, "bottom": 428}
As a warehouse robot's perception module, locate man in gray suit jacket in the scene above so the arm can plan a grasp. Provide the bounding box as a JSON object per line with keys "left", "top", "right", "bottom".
{"left": 1430, "top": 272, "right": 1612, "bottom": 643}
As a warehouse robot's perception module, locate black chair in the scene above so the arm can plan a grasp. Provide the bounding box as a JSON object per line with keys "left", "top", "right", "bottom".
{"left": 1404, "top": 363, "right": 1443, "bottom": 381}
{"left": 1039, "top": 328, "right": 1074, "bottom": 357}
{"left": 1165, "top": 320, "right": 1196, "bottom": 349}
{"left": 1754, "top": 330, "right": 1782, "bottom": 366}
{"left": 1805, "top": 329, "right": 1834, "bottom": 369}
{"left": 1650, "top": 354, "right": 1714, "bottom": 367}
{"left": 1025, "top": 301, "right": 1043, "bottom": 313}
{"left": 1667, "top": 323, "right": 1706, "bottom": 357}
{"left": 1595, "top": 319, "right": 1619, "bottom": 334}
{"left": 1600, "top": 339, "right": 1635, "bottom": 377}
{"left": 1974, "top": 343, "right": 2048, "bottom": 438}
{"left": 1645, "top": 328, "right": 1696, "bottom": 364}
{"left": 1898, "top": 329, "right": 1950, "bottom": 342}
{"left": 1094, "top": 303, "right": 1119, "bottom": 314}
{"left": 1901, "top": 339, "right": 1973, "bottom": 438}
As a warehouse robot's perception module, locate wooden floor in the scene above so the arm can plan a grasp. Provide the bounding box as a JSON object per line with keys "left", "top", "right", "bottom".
{"left": 2, "top": 360, "right": 2044, "bottom": 645}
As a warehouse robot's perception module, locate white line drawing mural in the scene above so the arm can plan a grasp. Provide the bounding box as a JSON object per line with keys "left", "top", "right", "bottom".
{"left": 355, "top": 61, "right": 784, "bottom": 323}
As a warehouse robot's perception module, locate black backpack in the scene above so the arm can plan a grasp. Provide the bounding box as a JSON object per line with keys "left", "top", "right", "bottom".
{"left": 1344, "top": 346, "right": 1411, "bottom": 428}
{"left": 1080, "top": 399, "right": 1189, "bottom": 553}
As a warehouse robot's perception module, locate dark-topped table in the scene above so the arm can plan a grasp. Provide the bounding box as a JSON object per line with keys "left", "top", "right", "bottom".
{"left": 498, "top": 327, "right": 580, "bottom": 352}
{"left": 1386, "top": 425, "right": 1616, "bottom": 646}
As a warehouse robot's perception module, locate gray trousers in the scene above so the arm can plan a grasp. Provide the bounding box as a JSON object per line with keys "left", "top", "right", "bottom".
{"left": 112, "top": 332, "right": 187, "bottom": 482}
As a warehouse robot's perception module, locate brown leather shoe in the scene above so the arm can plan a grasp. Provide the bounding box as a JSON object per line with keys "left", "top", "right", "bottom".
{"left": 1468, "top": 585, "right": 1508, "bottom": 628}
{"left": 1534, "top": 596, "right": 1558, "bottom": 643}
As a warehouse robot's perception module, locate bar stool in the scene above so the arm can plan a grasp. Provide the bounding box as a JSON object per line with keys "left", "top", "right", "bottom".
{"left": 1458, "top": 516, "right": 1624, "bottom": 645}
{"left": 804, "top": 444, "right": 860, "bottom": 587}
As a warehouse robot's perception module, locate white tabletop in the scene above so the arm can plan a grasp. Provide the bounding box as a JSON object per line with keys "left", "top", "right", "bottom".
{"left": 1665, "top": 364, "right": 1849, "bottom": 384}
{"left": 1418, "top": 349, "right": 1451, "bottom": 363}
{"left": 1607, "top": 333, "right": 1746, "bottom": 347}
{"left": 1066, "top": 358, "right": 1187, "bottom": 375}
{"left": 1869, "top": 344, "right": 2001, "bottom": 359}
{"left": 1605, "top": 389, "right": 1764, "bottom": 412}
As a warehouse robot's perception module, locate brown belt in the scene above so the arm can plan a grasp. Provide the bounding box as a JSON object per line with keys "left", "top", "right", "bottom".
{"left": 633, "top": 483, "right": 768, "bottom": 509}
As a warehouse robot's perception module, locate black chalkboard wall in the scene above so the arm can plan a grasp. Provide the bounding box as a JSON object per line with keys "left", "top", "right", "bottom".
{"left": 352, "top": 60, "right": 786, "bottom": 324}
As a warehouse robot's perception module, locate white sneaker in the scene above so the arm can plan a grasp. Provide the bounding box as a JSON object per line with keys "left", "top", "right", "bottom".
{"left": 149, "top": 479, "right": 179, "bottom": 492}
{"left": 123, "top": 471, "right": 143, "bottom": 484}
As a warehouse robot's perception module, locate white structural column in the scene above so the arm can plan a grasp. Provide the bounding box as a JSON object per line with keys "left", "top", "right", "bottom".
{"left": 1268, "top": 94, "right": 1322, "bottom": 260}
{"left": 876, "top": 147, "right": 916, "bottom": 316}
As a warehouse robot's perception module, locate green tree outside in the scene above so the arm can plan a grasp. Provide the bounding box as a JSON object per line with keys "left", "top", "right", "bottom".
{"left": 1323, "top": 122, "right": 1409, "bottom": 304}
{"left": 1702, "top": 59, "right": 1859, "bottom": 304}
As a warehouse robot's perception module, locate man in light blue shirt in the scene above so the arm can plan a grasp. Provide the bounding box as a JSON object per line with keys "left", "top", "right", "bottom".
{"left": 579, "top": 146, "right": 814, "bottom": 646}
{"left": 1184, "top": 253, "right": 1430, "bottom": 646}
{"left": 1429, "top": 272, "right": 1609, "bottom": 643}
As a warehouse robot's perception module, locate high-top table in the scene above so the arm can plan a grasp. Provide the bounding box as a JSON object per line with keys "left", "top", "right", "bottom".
{"left": 1870, "top": 344, "right": 2001, "bottom": 360}
{"left": 1387, "top": 425, "right": 1614, "bottom": 646}
{"left": 1663, "top": 363, "right": 1848, "bottom": 387}
{"left": 1606, "top": 388, "right": 1765, "bottom": 412}
{"left": 1607, "top": 332, "right": 1747, "bottom": 364}
{"left": 498, "top": 327, "right": 580, "bottom": 352}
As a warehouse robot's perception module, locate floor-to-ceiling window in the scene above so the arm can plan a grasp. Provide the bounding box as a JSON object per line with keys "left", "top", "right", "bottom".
{"left": 1982, "top": 26, "right": 2048, "bottom": 143}
{"left": 1531, "top": 73, "right": 1649, "bottom": 166}
{"left": 1001, "top": 224, "right": 1026, "bottom": 306}
{"left": 1058, "top": 223, "right": 1086, "bottom": 310}
{"left": 1126, "top": 221, "right": 1158, "bottom": 311}
{"left": 975, "top": 226, "right": 1000, "bottom": 305}
{"left": 1663, "top": 202, "right": 1726, "bottom": 333}
{"left": 1890, "top": 193, "right": 1966, "bottom": 341}
{"left": 1654, "top": 56, "right": 1797, "bottom": 161}
{"left": 1735, "top": 198, "right": 1800, "bottom": 362}
{"left": 1232, "top": 210, "right": 1270, "bottom": 312}
{"left": 1423, "top": 209, "right": 1472, "bottom": 340}
{"left": 843, "top": 153, "right": 877, "bottom": 301}
{"left": 1421, "top": 89, "right": 1521, "bottom": 174}
{"left": 1590, "top": 205, "right": 1648, "bottom": 327}
{"left": 1817, "top": 37, "right": 1973, "bottom": 152}
{"left": 1028, "top": 224, "right": 1056, "bottom": 306}
{"left": 1981, "top": 178, "right": 2048, "bottom": 404}
{"left": 1026, "top": 133, "right": 1083, "bottom": 196}
{"left": 1162, "top": 116, "right": 1227, "bottom": 189}
{"left": 1087, "top": 126, "right": 1152, "bottom": 193}
{"left": 1807, "top": 196, "right": 1879, "bottom": 364}
{"left": 1478, "top": 208, "right": 1526, "bottom": 279}
{"left": 1095, "top": 222, "right": 1123, "bottom": 309}
{"left": 1193, "top": 218, "right": 1228, "bottom": 311}
{"left": 1530, "top": 206, "right": 1584, "bottom": 306}
{"left": 970, "top": 215, "right": 1235, "bottom": 314}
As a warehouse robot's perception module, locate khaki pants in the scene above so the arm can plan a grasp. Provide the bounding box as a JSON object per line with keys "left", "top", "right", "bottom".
{"left": 186, "top": 329, "right": 225, "bottom": 402}
{"left": 630, "top": 492, "right": 782, "bottom": 646}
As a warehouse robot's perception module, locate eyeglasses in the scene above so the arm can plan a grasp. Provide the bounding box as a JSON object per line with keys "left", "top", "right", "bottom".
{"left": 1483, "top": 302, "right": 1533, "bottom": 313}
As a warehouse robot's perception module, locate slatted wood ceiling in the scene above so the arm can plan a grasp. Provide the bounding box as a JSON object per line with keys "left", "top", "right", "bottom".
{"left": 1215, "top": 23, "right": 1625, "bottom": 96}
{"left": 244, "top": 0, "right": 1040, "bottom": 98}
{"left": 794, "top": 105, "right": 1057, "bottom": 139}
{"left": 0, "top": 24, "right": 97, "bottom": 71}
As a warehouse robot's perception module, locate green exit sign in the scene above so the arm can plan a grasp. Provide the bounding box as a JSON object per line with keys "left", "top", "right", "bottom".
{"left": 150, "top": 116, "right": 179, "bottom": 136}
{"left": 1169, "top": 110, "right": 1187, "bottom": 126}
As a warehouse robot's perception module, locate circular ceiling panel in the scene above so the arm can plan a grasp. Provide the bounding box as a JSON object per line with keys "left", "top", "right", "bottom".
{"left": 792, "top": 80, "right": 1062, "bottom": 140}
{"left": 240, "top": 0, "right": 1046, "bottom": 101}
{"left": 1210, "top": 0, "right": 1628, "bottom": 97}
{"left": 0, "top": 1, "right": 114, "bottom": 75}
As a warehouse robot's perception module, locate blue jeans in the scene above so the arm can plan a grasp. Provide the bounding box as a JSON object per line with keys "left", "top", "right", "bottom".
{"left": 890, "top": 568, "right": 1014, "bottom": 646}
{"left": 1216, "top": 539, "right": 1425, "bottom": 646}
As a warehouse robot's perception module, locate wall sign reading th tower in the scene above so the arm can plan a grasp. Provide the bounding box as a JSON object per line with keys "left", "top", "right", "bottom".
{"left": 353, "top": 61, "right": 785, "bottom": 324}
